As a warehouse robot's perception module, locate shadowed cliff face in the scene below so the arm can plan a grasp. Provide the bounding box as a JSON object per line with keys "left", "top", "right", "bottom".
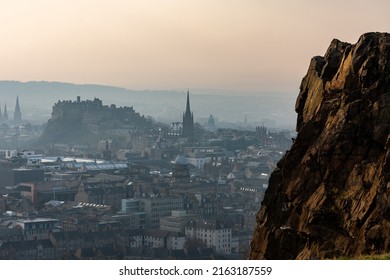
{"left": 250, "top": 32, "right": 390, "bottom": 260}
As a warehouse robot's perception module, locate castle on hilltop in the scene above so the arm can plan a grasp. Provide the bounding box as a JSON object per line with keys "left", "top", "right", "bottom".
{"left": 39, "top": 96, "right": 152, "bottom": 145}
{"left": 50, "top": 96, "right": 148, "bottom": 134}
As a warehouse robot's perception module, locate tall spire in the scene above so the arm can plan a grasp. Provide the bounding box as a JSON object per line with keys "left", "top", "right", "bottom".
{"left": 14, "top": 96, "right": 22, "bottom": 124}
{"left": 3, "top": 104, "right": 8, "bottom": 122}
{"left": 182, "top": 90, "right": 194, "bottom": 139}
{"left": 185, "top": 89, "right": 191, "bottom": 114}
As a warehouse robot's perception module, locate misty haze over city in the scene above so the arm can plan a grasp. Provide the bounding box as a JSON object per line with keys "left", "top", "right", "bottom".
{"left": 0, "top": 81, "right": 297, "bottom": 129}
{"left": 0, "top": 0, "right": 388, "bottom": 264}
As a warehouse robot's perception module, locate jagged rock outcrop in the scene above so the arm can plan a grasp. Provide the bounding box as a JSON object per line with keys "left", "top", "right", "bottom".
{"left": 250, "top": 32, "right": 390, "bottom": 259}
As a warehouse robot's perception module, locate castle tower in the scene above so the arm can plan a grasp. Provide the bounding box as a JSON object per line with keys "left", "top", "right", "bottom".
{"left": 181, "top": 90, "right": 194, "bottom": 139}
{"left": 14, "top": 96, "right": 22, "bottom": 124}
{"left": 3, "top": 104, "right": 8, "bottom": 122}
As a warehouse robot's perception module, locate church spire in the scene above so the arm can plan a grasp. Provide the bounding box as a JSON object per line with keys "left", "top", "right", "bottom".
{"left": 182, "top": 90, "right": 194, "bottom": 139}
{"left": 185, "top": 90, "right": 191, "bottom": 115}
{"left": 3, "top": 104, "right": 8, "bottom": 122}
{"left": 14, "top": 96, "right": 22, "bottom": 124}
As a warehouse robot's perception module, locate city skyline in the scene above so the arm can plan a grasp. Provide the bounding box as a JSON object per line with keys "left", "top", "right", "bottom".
{"left": 0, "top": 0, "right": 389, "bottom": 94}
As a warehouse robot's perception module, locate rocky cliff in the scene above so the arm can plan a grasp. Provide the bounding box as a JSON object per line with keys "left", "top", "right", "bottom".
{"left": 250, "top": 32, "right": 390, "bottom": 259}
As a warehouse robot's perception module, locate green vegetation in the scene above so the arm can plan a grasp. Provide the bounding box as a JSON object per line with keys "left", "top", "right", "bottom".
{"left": 337, "top": 254, "right": 390, "bottom": 260}
{"left": 356, "top": 254, "right": 390, "bottom": 260}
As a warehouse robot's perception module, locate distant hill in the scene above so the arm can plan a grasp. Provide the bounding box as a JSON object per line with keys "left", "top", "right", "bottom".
{"left": 0, "top": 80, "right": 297, "bottom": 128}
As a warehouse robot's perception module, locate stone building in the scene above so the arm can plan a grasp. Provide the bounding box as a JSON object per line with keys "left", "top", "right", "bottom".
{"left": 139, "top": 196, "right": 184, "bottom": 229}
{"left": 185, "top": 218, "right": 232, "bottom": 254}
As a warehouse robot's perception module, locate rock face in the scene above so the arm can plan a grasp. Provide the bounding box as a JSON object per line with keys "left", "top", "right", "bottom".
{"left": 250, "top": 32, "right": 390, "bottom": 259}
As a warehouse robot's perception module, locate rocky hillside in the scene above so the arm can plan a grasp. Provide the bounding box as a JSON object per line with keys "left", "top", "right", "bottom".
{"left": 249, "top": 32, "right": 390, "bottom": 259}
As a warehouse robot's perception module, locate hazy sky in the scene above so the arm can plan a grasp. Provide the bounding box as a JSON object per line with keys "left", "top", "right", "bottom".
{"left": 0, "top": 0, "right": 389, "bottom": 94}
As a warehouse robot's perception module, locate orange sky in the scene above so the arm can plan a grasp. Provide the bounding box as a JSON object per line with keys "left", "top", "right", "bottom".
{"left": 0, "top": 0, "right": 389, "bottom": 94}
